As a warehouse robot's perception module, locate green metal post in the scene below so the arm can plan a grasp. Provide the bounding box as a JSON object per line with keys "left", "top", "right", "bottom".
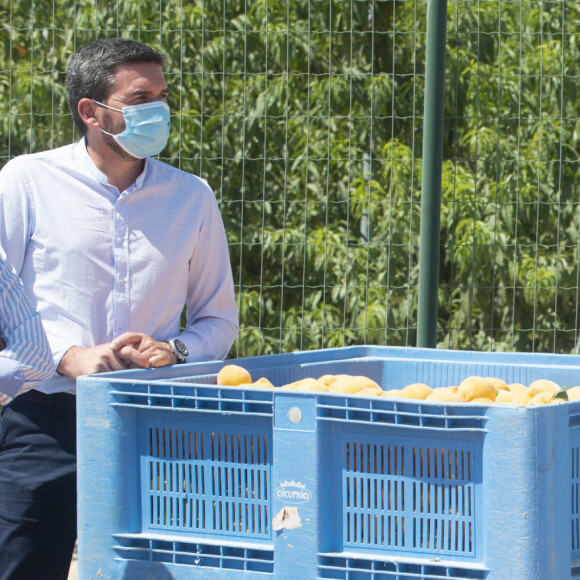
{"left": 417, "top": 0, "right": 448, "bottom": 348}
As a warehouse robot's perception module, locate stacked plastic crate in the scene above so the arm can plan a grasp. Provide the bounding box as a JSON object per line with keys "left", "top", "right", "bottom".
{"left": 77, "top": 346, "right": 580, "bottom": 579}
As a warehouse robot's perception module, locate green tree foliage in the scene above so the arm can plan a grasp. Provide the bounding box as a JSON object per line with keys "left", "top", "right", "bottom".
{"left": 1, "top": 0, "right": 579, "bottom": 357}
{"left": 441, "top": 0, "right": 580, "bottom": 352}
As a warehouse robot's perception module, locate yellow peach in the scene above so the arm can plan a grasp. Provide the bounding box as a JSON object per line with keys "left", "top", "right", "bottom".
{"left": 457, "top": 376, "right": 497, "bottom": 402}
{"left": 485, "top": 377, "right": 510, "bottom": 391}
{"left": 398, "top": 383, "right": 433, "bottom": 400}
{"left": 357, "top": 387, "right": 383, "bottom": 396}
{"left": 251, "top": 377, "right": 275, "bottom": 388}
{"left": 292, "top": 378, "right": 328, "bottom": 391}
{"left": 566, "top": 386, "right": 580, "bottom": 401}
{"left": 495, "top": 390, "right": 513, "bottom": 404}
{"left": 379, "top": 389, "right": 403, "bottom": 398}
{"left": 528, "top": 379, "right": 560, "bottom": 396}
{"left": 217, "top": 364, "right": 252, "bottom": 386}
{"left": 529, "top": 391, "right": 554, "bottom": 406}
{"left": 426, "top": 388, "right": 460, "bottom": 402}
{"left": 329, "top": 375, "right": 380, "bottom": 394}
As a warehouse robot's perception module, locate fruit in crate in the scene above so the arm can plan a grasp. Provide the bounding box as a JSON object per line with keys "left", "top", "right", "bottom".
{"left": 528, "top": 379, "right": 560, "bottom": 396}
{"left": 495, "top": 390, "right": 513, "bottom": 404}
{"left": 398, "top": 383, "right": 433, "bottom": 400}
{"left": 250, "top": 377, "right": 275, "bottom": 388}
{"left": 529, "top": 391, "right": 558, "bottom": 405}
{"left": 328, "top": 375, "right": 381, "bottom": 394}
{"left": 380, "top": 389, "right": 402, "bottom": 398}
{"left": 280, "top": 378, "right": 328, "bottom": 391}
{"left": 457, "top": 376, "right": 497, "bottom": 402}
{"left": 216, "top": 364, "right": 252, "bottom": 386}
{"left": 215, "top": 363, "right": 574, "bottom": 407}
{"left": 507, "top": 383, "right": 532, "bottom": 405}
{"left": 317, "top": 374, "right": 344, "bottom": 386}
{"left": 426, "top": 388, "right": 460, "bottom": 402}
{"left": 357, "top": 386, "right": 384, "bottom": 396}
{"left": 486, "top": 377, "right": 510, "bottom": 391}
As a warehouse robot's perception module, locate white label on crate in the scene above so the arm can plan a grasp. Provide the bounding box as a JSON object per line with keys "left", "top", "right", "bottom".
{"left": 272, "top": 506, "right": 302, "bottom": 531}
{"left": 275, "top": 480, "right": 312, "bottom": 504}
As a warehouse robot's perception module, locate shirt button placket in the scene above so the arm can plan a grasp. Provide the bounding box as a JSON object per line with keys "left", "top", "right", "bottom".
{"left": 113, "top": 198, "right": 129, "bottom": 337}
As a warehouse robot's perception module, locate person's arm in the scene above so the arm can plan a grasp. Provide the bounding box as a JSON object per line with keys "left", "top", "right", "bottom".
{"left": 110, "top": 191, "right": 238, "bottom": 368}
{"left": 0, "top": 257, "right": 55, "bottom": 404}
{"left": 176, "top": 192, "right": 239, "bottom": 362}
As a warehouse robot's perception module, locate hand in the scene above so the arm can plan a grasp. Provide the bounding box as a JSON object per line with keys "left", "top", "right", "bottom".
{"left": 57, "top": 343, "right": 143, "bottom": 379}
{"left": 110, "top": 332, "right": 176, "bottom": 368}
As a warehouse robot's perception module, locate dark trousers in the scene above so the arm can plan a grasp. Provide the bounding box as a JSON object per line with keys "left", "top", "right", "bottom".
{"left": 0, "top": 390, "right": 77, "bottom": 580}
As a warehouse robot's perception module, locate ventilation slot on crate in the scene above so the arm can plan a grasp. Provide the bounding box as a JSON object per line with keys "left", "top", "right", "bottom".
{"left": 342, "top": 435, "right": 475, "bottom": 558}
{"left": 142, "top": 421, "right": 272, "bottom": 541}
{"left": 114, "top": 535, "right": 274, "bottom": 572}
{"left": 318, "top": 554, "right": 487, "bottom": 579}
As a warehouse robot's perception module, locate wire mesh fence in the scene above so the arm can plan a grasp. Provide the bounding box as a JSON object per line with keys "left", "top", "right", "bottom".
{"left": 1, "top": 0, "right": 580, "bottom": 357}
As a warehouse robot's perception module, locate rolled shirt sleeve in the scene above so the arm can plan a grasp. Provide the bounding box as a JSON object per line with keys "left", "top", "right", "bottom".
{"left": 0, "top": 256, "right": 55, "bottom": 403}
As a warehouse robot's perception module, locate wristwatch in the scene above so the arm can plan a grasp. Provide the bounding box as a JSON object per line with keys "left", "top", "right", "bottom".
{"left": 163, "top": 339, "right": 189, "bottom": 364}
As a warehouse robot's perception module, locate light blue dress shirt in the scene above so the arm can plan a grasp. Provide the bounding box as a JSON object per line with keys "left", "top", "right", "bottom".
{"left": 0, "top": 254, "right": 55, "bottom": 404}
{"left": 0, "top": 139, "right": 239, "bottom": 393}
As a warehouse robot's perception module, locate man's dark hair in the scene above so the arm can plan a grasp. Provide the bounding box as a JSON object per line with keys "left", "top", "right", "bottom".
{"left": 65, "top": 38, "right": 166, "bottom": 135}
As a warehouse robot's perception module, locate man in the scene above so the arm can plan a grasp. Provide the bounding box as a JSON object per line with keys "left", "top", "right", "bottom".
{"left": 0, "top": 38, "right": 238, "bottom": 580}
{"left": 0, "top": 253, "right": 54, "bottom": 404}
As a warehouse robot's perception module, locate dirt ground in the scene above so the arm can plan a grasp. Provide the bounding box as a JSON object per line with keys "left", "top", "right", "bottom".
{"left": 67, "top": 544, "right": 78, "bottom": 580}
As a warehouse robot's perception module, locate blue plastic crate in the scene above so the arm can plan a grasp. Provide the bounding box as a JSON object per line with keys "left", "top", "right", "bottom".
{"left": 77, "top": 345, "right": 580, "bottom": 579}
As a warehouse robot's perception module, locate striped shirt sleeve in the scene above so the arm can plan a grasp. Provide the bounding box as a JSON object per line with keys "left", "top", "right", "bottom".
{"left": 0, "top": 256, "right": 54, "bottom": 404}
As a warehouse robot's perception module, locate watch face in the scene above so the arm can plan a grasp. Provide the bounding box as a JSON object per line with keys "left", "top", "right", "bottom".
{"left": 174, "top": 339, "right": 189, "bottom": 357}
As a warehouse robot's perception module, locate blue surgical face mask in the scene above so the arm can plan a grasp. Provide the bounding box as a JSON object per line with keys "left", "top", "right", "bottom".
{"left": 93, "top": 100, "right": 170, "bottom": 159}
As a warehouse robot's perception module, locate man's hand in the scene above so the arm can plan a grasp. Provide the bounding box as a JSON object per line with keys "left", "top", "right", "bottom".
{"left": 110, "top": 332, "right": 177, "bottom": 368}
{"left": 57, "top": 343, "right": 148, "bottom": 379}
{"left": 56, "top": 333, "right": 176, "bottom": 379}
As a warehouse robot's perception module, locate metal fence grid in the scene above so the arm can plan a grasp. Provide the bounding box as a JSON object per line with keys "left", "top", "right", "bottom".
{"left": 1, "top": 0, "right": 580, "bottom": 357}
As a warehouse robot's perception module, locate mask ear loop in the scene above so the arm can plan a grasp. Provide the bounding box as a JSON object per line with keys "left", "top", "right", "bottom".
{"left": 92, "top": 99, "right": 123, "bottom": 113}
{"left": 92, "top": 100, "right": 126, "bottom": 138}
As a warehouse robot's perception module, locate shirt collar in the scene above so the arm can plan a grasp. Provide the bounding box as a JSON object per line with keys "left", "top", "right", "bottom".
{"left": 76, "top": 137, "right": 107, "bottom": 185}
{"left": 77, "top": 137, "right": 150, "bottom": 193}
{"left": 134, "top": 160, "right": 149, "bottom": 189}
